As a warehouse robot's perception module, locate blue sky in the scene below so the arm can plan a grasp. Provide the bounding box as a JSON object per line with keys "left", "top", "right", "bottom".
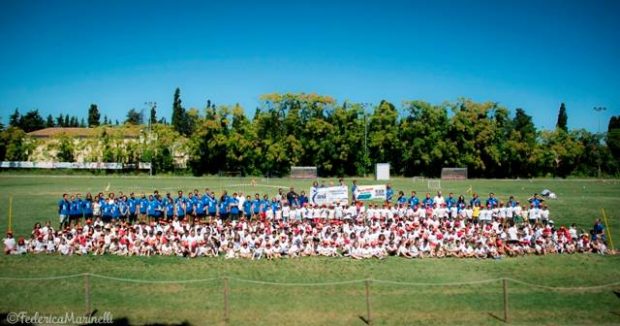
{"left": 0, "top": 0, "right": 618, "bottom": 131}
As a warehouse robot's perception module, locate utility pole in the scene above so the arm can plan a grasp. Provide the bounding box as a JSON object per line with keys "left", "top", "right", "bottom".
{"left": 145, "top": 101, "right": 157, "bottom": 177}
{"left": 593, "top": 107, "right": 607, "bottom": 134}
{"left": 593, "top": 107, "right": 607, "bottom": 178}
{"left": 361, "top": 103, "right": 372, "bottom": 177}
{"left": 364, "top": 113, "right": 368, "bottom": 176}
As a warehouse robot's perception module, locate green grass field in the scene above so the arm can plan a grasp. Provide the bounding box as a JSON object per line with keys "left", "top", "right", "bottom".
{"left": 0, "top": 174, "right": 619, "bottom": 325}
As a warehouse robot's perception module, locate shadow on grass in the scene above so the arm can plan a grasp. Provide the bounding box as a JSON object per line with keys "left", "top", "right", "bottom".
{"left": 0, "top": 312, "right": 35, "bottom": 325}
{"left": 85, "top": 317, "right": 192, "bottom": 326}
{"left": 83, "top": 310, "right": 192, "bottom": 326}
{"left": 357, "top": 313, "right": 509, "bottom": 324}
{"left": 488, "top": 312, "right": 507, "bottom": 323}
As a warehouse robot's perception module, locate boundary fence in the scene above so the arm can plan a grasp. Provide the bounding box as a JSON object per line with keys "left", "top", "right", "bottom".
{"left": 1, "top": 273, "right": 619, "bottom": 325}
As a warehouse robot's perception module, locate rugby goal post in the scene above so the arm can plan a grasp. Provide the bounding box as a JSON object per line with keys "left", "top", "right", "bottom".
{"left": 427, "top": 179, "right": 442, "bottom": 191}
{"left": 441, "top": 167, "right": 468, "bottom": 180}
{"left": 290, "top": 166, "right": 318, "bottom": 179}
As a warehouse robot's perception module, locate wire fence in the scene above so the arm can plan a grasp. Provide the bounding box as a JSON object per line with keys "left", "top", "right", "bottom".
{"left": 1, "top": 274, "right": 619, "bottom": 325}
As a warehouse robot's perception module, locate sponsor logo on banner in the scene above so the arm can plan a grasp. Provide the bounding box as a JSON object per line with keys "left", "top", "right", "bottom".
{"left": 310, "top": 186, "right": 348, "bottom": 205}
{"left": 355, "top": 185, "right": 387, "bottom": 201}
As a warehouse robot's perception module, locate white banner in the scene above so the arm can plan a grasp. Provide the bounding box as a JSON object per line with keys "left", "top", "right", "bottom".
{"left": 376, "top": 163, "right": 390, "bottom": 180}
{"left": 310, "top": 186, "right": 349, "bottom": 205}
{"left": 0, "top": 161, "right": 148, "bottom": 170}
{"left": 1, "top": 161, "right": 34, "bottom": 168}
{"left": 355, "top": 185, "right": 387, "bottom": 201}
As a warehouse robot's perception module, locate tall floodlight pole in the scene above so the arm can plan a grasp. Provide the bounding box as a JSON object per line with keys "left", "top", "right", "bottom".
{"left": 593, "top": 106, "right": 607, "bottom": 178}
{"left": 145, "top": 101, "right": 157, "bottom": 177}
{"left": 361, "top": 103, "right": 372, "bottom": 177}
{"left": 593, "top": 107, "right": 607, "bottom": 134}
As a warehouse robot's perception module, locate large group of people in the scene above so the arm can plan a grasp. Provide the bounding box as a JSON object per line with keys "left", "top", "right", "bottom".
{"left": 2, "top": 183, "right": 609, "bottom": 258}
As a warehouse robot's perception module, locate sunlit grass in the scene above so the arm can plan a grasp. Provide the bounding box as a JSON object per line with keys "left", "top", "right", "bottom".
{"left": 0, "top": 175, "right": 619, "bottom": 324}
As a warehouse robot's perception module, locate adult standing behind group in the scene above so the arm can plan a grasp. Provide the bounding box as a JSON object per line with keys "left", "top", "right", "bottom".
{"left": 286, "top": 187, "right": 299, "bottom": 207}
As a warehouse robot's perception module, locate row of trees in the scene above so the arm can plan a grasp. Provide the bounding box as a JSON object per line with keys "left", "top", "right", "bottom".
{"left": 8, "top": 104, "right": 154, "bottom": 132}
{"left": 87, "top": 104, "right": 139, "bottom": 126}
{"left": 183, "top": 93, "right": 619, "bottom": 178}
{"left": 2, "top": 89, "right": 619, "bottom": 177}
{"left": 8, "top": 109, "right": 90, "bottom": 131}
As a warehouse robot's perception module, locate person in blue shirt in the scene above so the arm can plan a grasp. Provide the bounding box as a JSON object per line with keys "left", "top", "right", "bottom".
{"left": 457, "top": 195, "right": 467, "bottom": 212}
{"left": 58, "top": 193, "right": 70, "bottom": 229}
{"left": 592, "top": 219, "right": 605, "bottom": 241}
{"left": 206, "top": 193, "right": 218, "bottom": 218}
{"left": 251, "top": 193, "right": 261, "bottom": 218}
{"left": 397, "top": 191, "right": 407, "bottom": 205}
{"left": 229, "top": 193, "right": 240, "bottom": 221}
{"left": 127, "top": 193, "right": 138, "bottom": 223}
{"left": 298, "top": 191, "right": 308, "bottom": 207}
{"left": 470, "top": 193, "right": 481, "bottom": 208}
{"left": 155, "top": 197, "right": 163, "bottom": 220}
{"left": 186, "top": 193, "right": 196, "bottom": 221}
{"left": 111, "top": 199, "right": 121, "bottom": 220}
{"left": 147, "top": 195, "right": 159, "bottom": 221}
{"left": 528, "top": 193, "right": 544, "bottom": 209}
{"left": 260, "top": 194, "right": 270, "bottom": 220}
{"left": 82, "top": 193, "right": 94, "bottom": 220}
{"left": 270, "top": 198, "right": 281, "bottom": 214}
{"left": 422, "top": 192, "right": 434, "bottom": 207}
{"left": 486, "top": 192, "right": 499, "bottom": 209}
{"left": 445, "top": 192, "right": 456, "bottom": 208}
{"left": 186, "top": 195, "right": 194, "bottom": 220}
{"left": 69, "top": 195, "right": 81, "bottom": 226}
{"left": 386, "top": 183, "right": 394, "bottom": 203}
{"left": 174, "top": 197, "right": 186, "bottom": 221}
{"left": 200, "top": 192, "right": 209, "bottom": 209}
{"left": 139, "top": 194, "right": 149, "bottom": 222}
{"left": 101, "top": 200, "right": 112, "bottom": 223}
{"left": 219, "top": 192, "right": 230, "bottom": 220}
{"left": 118, "top": 197, "right": 129, "bottom": 221}
{"left": 76, "top": 193, "right": 85, "bottom": 223}
{"left": 163, "top": 194, "right": 175, "bottom": 221}
{"left": 507, "top": 195, "right": 518, "bottom": 208}
{"left": 243, "top": 195, "right": 252, "bottom": 219}
{"left": 408, "top": 191, "right": 419, "bottom": 208}
{"left": 97, "top": 195, "right": 105, "bottom": 218}
{"left": 351, "top": 180, "right": 358, "bottom": 202}
{"left": 195, "top": 194, "right": 207, "bottom": 220}
{"left": 174, "top": 191, "right": 189, "bottom": 220}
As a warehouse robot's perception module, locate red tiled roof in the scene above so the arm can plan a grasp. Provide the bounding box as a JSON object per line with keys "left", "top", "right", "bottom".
{"left": 28, "top": 127, "right": 140, "bottom": 138}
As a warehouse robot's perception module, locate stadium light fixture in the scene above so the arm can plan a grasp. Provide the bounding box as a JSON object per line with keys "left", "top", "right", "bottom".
{"left": 593, "top": 106, "right": 607, "bottom": 134}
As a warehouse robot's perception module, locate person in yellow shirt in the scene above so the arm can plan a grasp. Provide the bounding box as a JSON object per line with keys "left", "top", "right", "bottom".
{"left": 472, "top": 203, "right": 481, "bottom": 224}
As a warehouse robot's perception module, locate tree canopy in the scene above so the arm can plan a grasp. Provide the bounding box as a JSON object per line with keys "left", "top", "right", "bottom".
{"left": 1, "top": 90, "right": 617, "bottom": 177}
{"left": 88, "top": 104, "right": 101, "bottom": 127}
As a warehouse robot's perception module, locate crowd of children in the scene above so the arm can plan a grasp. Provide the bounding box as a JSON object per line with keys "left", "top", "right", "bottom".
{"left": 2, "top": 185, "right": 610, "bottom": 258}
